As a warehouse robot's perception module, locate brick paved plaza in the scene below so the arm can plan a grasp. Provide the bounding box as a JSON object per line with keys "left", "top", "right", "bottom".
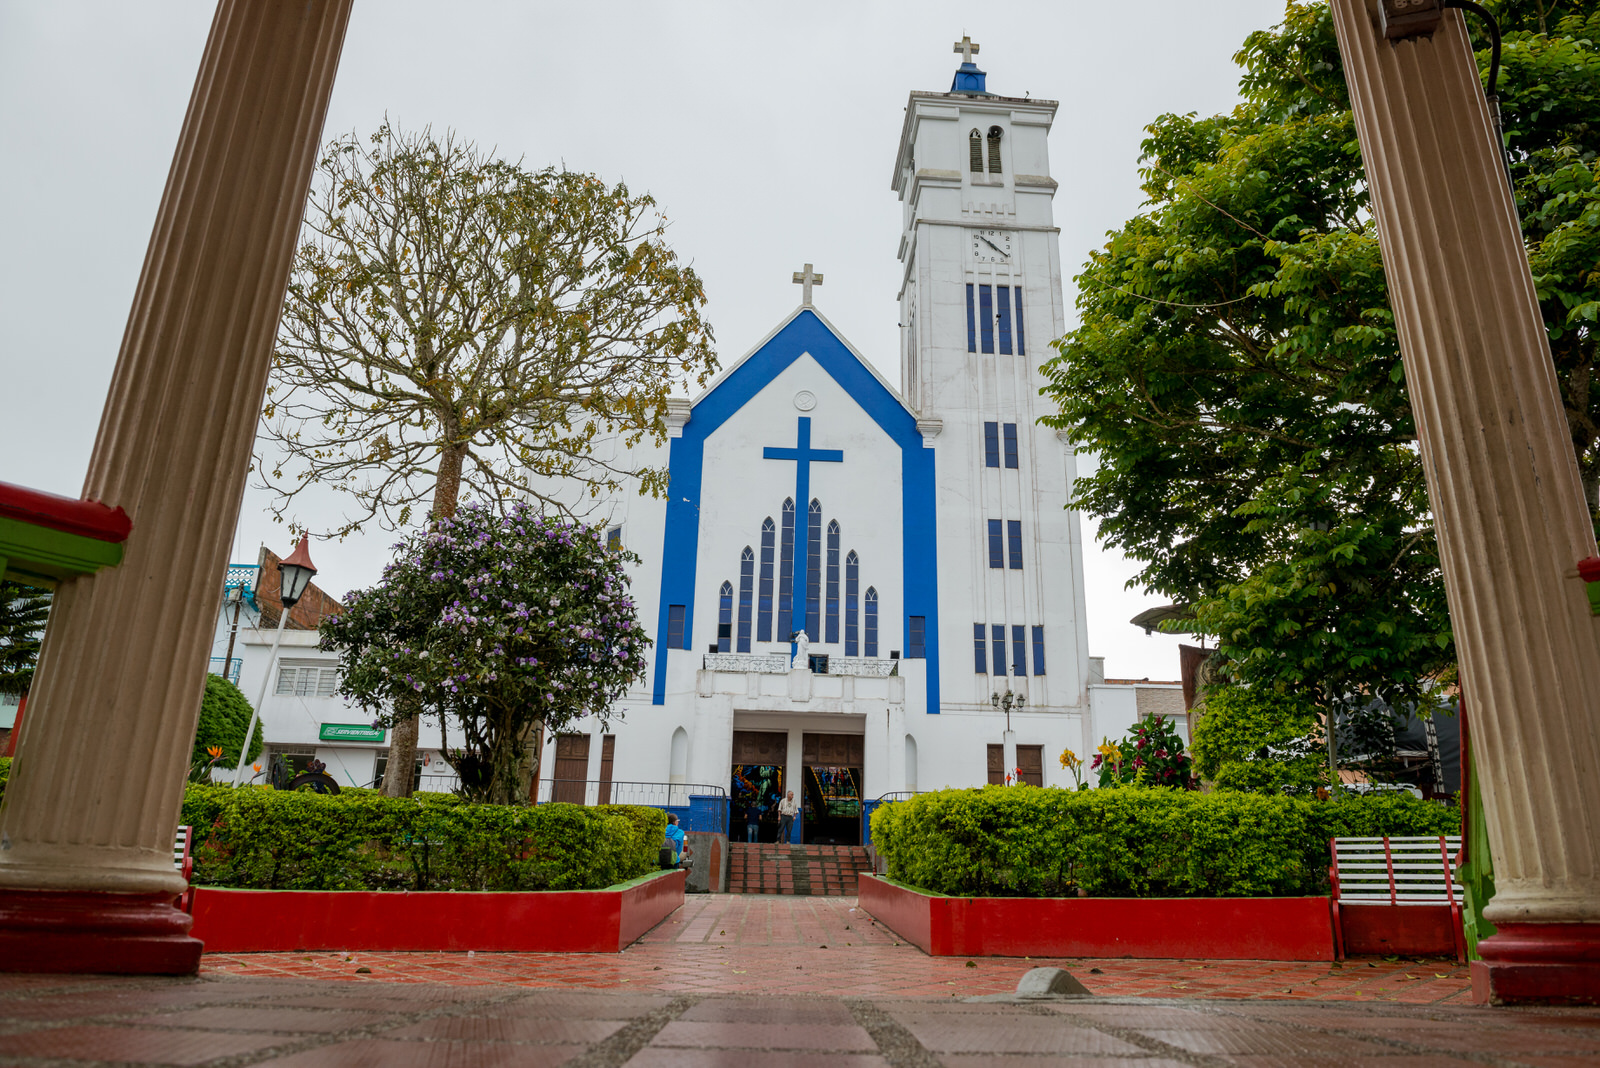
{"left": 4, "top": 896, "right": 1600, "bottom": 1065}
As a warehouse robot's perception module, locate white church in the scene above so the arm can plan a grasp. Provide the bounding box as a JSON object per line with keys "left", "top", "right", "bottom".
{"left": 526, "top": 42, "right": 1183, "bottom": 844}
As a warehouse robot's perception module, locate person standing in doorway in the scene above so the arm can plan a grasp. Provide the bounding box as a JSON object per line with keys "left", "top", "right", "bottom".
{"left": 745, "top": 801, "right": 761, "bottom": 843}
{"left": 777, "top": 790, "right": 800, "bottom": 843}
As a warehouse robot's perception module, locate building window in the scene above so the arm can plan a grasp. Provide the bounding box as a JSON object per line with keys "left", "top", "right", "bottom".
{"left": 778, "top": 499, "right": 795, "bottom": 640}
{"left": 1014, "top": 287, "right": 1026, "bottom": 355}
{"left": 738, "top": 547, "right": 754, "bottom": 652}
{"left": 984, "top": 421, "right": 1000, "bottom": 468}
{"left": 966, "top": 284, "right": 977, "bottom": 353}
{"left": 1032, "top": 625, "right": 1046, "bottom": 675}
{"left": 275, "top": 664, "right": 339, "bottom": 697}
{"left": 845, "top": 551, "right": 860, "bottom": 656}
{"left": 805, "top": 499, "right": 822, "bottom": 639}
{"left": 1012, "top": 625, "right": 1027, "bottom": 676}
{"left": 1007, "top": 520, "right": 1024, "bottom": 570}
{"left": 908, "top": 615, "right": 926, "bottom": 659}
{"left": 987, "top": 125, "right": 1003, "bottom": 174}
{"left": 997, "top": 284, "right": 1013, "bottom": 354}
{"left": 758, "top": 518, "right": 775, "bottom": 643}
{"left": 988, "top": 519, "right": 1004, "bottom": 569}
{"left": 825, "top": 521, "right": 841, "bottom": 644}
{"left": 973, "top": 623, "right": 987, "bottom": 673}
{"left": 864, "top": 587, "right": 879, "bottom": 657}
{"left": 1003, "top": 423, "right": 1019, "bottom": 469}
{"left": 978, "top": 284, "right": 994, "bottom": 354}
{"left": 606, "top": 525, "right": 622, "bottom": 552}
{"left": 717, "top": 582, "right": 733, "bottom": 653}
{"left": 968, "top": 128, "right": 983, "bottom": 173}
{"left": 666, "top": 604, "right": 686, "bottom": 651}
{"left": 992, "top": 625, "right": 1006, "bottom": 676}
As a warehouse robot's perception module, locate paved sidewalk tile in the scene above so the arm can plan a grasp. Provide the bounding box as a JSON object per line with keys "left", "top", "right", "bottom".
{"left": 651, "top": 1020, "right": 877, "bottom": 1050}
{"left": 263, "top": 1037, "right": 586, "bottom": 1067}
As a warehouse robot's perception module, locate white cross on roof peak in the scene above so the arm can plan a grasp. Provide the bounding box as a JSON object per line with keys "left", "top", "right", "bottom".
{"left": 953, "top": 36, "right": 980, "bottom": 64}
{"left": 792, "top": 263, "right": 824, "bottom": 306}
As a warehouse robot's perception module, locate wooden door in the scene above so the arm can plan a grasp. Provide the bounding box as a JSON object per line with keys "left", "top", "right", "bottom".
{"left": 801, "top": 733, "right": 863, "bottom": 766}
{"left": 986, "top": 744, "right": 1004, "bottom": 785}
{"left": 553, "top": 733, "right": 589, "bottom": 804}
{"left": 598, "top": 734, "right": 616, "bottom": 804}
{"left": 1017, "top": 745, "right": 1044, "bottom": 787}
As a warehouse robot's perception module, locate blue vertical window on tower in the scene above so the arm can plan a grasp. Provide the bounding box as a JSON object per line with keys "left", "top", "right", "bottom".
{"left": 666, "top": 605, "right": 686, "bottom": 651}
{"left": 845, "top": 551, "right": 860, "bottom": 656}
{"left": 805, "top": 499, "right": 822, "bottom": 640}
{"left": 757, "top": 518, "right": 775, "bottom": 643}
{"left": 965, "top": 284, "right": 977, "bottom": 353}
{"left": 978, "top": 285, "right": 995, "bottom": 354}
{"left": 825, "top": 521, "right": 840, "bottom": 644}
{"left": 718, "top": 582, "right": 734, "bottom": 653}
{"left": 991, "top": 625, "right": 1006, "bottom": 676}
{"left": 988, "top": 519, "right": 1004, "bottom": 569}
{"left": 1012, "top": 625, "right": 1027, "bottom": 677}
{"left": 1014, "top": 287, "right": 1025, "bottom": 355}
{"left": 1031, "top": 625, "right": 1046, "bottom": 675}
{"left": 864, "top": 588, "right": 879, "bottom": 657}
{"left": 738, "top": 547, "right": 754, "bottom": 653}
{"left": 1007, "top": 520, "right": 1024, "bottom": 570}
{"left": 777, "top": 499, "right": 795, "bottom": 640}
{"left": 1003, "top": 423, "right": 1018, "bottom": 469}
{"left": 997, "top": 284, "right": 1013, "bottom": 355}
{"left": 908, "top": 616, "right": 926, "bottom": 659}
{"left": 973, "top": 623, "right": 987, "bottom": 673}
{"left": 984, "top": 422, "right": 1000, "bottom": 468}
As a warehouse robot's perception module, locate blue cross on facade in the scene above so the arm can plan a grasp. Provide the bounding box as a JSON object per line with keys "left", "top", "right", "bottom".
{"left": 763, "top": 416, "right": 843, "bottom": 639}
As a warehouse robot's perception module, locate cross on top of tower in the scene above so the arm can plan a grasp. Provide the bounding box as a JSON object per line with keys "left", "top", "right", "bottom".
{"left": 792, "top": 263, "right": 824, "bottom": 306}
{"left": 953, "top": 36, "right": 980, "bottom": 64}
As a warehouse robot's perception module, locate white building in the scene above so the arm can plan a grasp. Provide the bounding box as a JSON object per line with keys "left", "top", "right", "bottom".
{"left": 533, "top": 48, "right": 1178, "bottom": 844}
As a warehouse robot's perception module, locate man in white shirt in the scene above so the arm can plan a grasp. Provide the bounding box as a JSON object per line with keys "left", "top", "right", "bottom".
{"left": 777, "top": 790, "right": 801, "bottom": 844}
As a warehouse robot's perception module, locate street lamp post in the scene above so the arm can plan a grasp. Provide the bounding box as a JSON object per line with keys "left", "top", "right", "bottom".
{"left": 991, "top": 691, "right": 1026, "bottom": 784}
{"left": 231, "top": 537, "right": 318, "bottom": 787}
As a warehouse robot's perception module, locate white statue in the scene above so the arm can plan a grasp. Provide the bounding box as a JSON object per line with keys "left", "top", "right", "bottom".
{"left": 791, "top": 630, "right": 811, "bottom": 671}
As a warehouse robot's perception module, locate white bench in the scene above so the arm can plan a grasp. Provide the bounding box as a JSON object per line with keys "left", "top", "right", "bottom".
{"left": 1329, "top": 835, "right": 1465, "bottom": 960}
{"left": 174, "top": 825, "right": 194, "bottom": 913}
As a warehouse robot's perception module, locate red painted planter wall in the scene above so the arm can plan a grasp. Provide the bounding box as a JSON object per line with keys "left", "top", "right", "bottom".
{"left": 860, "top": 875, "right": 1333, "bottom": 961}
{"left": 191, "top": 870, "right": 685, "bottom": 954}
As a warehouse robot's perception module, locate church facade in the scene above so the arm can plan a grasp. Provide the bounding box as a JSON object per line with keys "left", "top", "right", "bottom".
{"left": 534, "top": 46, "right": 1160, "bottom": 843}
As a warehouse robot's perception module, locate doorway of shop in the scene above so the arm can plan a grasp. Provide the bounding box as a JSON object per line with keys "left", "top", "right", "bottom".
{"left": 801, "top": 732, "right": 863, "bottom": 845}
{"left": 731, "top": 730, "right": 787, "bottom": 843}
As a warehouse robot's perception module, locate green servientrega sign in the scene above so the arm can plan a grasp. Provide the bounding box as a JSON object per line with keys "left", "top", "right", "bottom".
{"left": 319, "top": 723, "right": 384, "bottom": 742}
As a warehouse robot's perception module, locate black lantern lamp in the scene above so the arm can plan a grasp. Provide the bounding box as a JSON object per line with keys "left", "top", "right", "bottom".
{"left": 278, "top": 535, "right": 318, "bottom": 609}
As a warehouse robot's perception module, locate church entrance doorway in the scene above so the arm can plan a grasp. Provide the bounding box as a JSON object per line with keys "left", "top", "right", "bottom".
{"left": 801, "top": 732, "right": 864, "bottom": 845}
{"left": 731, "top": 730, "right": 787, "bottom": 843}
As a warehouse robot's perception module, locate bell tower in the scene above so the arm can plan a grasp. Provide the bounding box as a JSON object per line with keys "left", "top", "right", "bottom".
{"left": 890, "top": 41, "right": 1092, "bottom": 719}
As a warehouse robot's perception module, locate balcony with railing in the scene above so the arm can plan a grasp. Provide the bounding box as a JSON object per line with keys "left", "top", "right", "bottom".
{"left": 208, "top": 656, "right": 242, "bottom": 684}
{"left": 222, "top": 562, "right": 260, "bottom": 610}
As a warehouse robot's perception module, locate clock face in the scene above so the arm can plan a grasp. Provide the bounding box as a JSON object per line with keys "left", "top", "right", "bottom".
{"left": 971, "top": 229, "right": 1013, "bottom": 263}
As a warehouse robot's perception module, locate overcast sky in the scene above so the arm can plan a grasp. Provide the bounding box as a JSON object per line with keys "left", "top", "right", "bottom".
{"left": 0, "top": 0, "right": 1286, "bottom": 681}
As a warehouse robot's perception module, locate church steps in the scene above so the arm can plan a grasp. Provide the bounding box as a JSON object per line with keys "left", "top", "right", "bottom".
{"left": 726, "top": 843, "right": 874, "bottom": 896}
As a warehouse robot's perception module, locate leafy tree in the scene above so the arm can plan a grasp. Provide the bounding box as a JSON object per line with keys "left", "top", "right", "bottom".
{"left": 0, "top": 582, "right": 50, "bottom": 697}
{"left": 320, "top": 502, "right": 651, "bottom": 805}
{"left": 1041, "top": 2, "right": 1600, "bottom": 714}
{"left": 261, "top": 124, "right": 716, "bottom": 793}
{"left": 1191, "top": 687, "right": 1326, "bottom": 793}
{"left": 189, "top": 673, "right": 264, "bottom": 783}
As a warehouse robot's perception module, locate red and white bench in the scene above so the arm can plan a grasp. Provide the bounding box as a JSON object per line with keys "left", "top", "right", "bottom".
{"left": 174, "top": 825, "right": 195, "bottom": 914}
{"left": 1329, "top": 835, "right": 1465, "bottom": 961}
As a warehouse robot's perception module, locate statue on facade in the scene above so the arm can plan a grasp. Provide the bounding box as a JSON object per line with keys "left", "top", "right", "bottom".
{"left": 791, "top": 630, "right": 811, "bottom": 671}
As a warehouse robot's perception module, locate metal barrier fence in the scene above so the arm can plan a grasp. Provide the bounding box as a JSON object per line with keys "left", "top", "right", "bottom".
{"left": 861, "top": 790, "right": 925, "bottom": 849}
{"left": 535, "top": 779, "right": 729, "bottom": 835}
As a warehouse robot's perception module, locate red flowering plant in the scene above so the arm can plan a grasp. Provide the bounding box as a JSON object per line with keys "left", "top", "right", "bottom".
{"left": 1089, "top": 714, "right": 1198, "bottom": 790}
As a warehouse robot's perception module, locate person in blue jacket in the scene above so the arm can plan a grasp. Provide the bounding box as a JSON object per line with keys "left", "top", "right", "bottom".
{"left": 662, "top": 813, "right": 690, "bottom": 868}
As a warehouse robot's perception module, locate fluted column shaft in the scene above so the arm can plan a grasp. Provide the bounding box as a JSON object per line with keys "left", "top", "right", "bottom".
{"left": 0, "top": 0, "right": 352, "bottom": 895}
{"left": 1330, "top": 2, "right": 1600, "bottom": 924}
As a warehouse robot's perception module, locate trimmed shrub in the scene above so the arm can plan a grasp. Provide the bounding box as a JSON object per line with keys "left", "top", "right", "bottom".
{"left": 190, "top": 674, "right": 264, "bottom": 781}
{"left": 1192, "top": 686, "right": 1327, "bottom": 793}
{"left": 0, "top": 756, "right": 9, "bottom": 800}
{"left": 871, "top": 785, "right": 1458, "bottom": 899}
{"left": 180, "top": 784, "right": 666, "bottom": 892}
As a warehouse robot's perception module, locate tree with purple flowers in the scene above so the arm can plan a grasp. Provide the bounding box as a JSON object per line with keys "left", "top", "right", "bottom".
{"left": 320, "top": 502, "right": 650, "bottom": 805}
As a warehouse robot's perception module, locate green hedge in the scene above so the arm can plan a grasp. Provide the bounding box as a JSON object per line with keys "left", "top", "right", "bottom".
{"left": 0, "top": 756, "right": 9, "bottom": 799}
{"left": 871, "top": 785, "right": 1459, "bottom": 898}
{"left": 180, "top": 784, "right": 666, "bottom": 892}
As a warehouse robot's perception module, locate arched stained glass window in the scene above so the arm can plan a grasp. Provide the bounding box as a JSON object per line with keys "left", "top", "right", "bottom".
{"left": 738, "top": 547, "right": 754, "bottom": 653}
{"left": 717, "top": 581, "right": 733, "bottom": 654}
{"left": 845, "top": 551, "right": 860, "bottom": 656}
{"left": 825, "top": 521, "right": 840, "bottom": 644}
{"left": 777, "top": 501, "right": 795, "bottom": 640}
{"left": 864, "top": 586, "right": 879, "bottom": 658}
{"left": 758, "top": 518, "right": 775, "bottom": 643}
{"left": 805, "top": 499, "right": 822, "bottom": 640}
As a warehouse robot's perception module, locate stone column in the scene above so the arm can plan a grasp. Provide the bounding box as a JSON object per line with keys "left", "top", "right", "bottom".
{"left": 0, "top": 0, "right": 352, "bottom": 974}
{"left": 1329, "top": 2, "right": 1600, "bottom": 1003}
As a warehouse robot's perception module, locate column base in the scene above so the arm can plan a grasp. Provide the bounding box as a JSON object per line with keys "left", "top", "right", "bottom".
{"left": 0, "top": 889, "right": 201, "bottom": 976}
{"left": 1472, "top": 923, "right": 1600, "bottom": 1005}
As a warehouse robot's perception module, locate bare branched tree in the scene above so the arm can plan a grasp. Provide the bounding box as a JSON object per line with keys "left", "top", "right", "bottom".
{"left": 259, "top": 124, "right": 717, "bottom": 795}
